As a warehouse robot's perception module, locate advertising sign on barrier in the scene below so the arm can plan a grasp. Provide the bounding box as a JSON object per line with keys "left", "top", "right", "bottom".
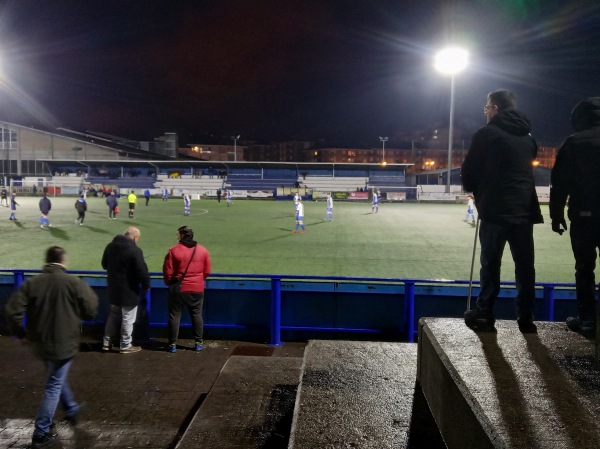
{"left": 387, "top": 192, "right": 406, "bottom": 201}
{"left": 348, "top": 191, "right": 369, "bottom": 200}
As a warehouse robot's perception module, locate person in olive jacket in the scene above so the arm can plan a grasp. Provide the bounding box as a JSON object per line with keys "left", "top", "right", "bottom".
{"left": 101, "top": 226, "right": 150, "bottom": 354}
{"left": 5, "top": 246, "right": 98, "bottom": 449}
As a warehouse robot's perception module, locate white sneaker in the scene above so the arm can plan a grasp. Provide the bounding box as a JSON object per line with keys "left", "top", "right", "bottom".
{"left": 40, "top": 225, "right": 45, "bottom": 229}
{"left": 80, "top": 223, "right": 84, "bottom": 226}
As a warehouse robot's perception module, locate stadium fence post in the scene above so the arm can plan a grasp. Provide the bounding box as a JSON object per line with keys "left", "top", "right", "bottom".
{"left": 270, "top": 277, "right": 283, "bottom": 346}
{"left": 404, "top": 281, "right": 415, "bottom": 342}
{"left": 542, "top": 285, "right": 555, "bottom": 322}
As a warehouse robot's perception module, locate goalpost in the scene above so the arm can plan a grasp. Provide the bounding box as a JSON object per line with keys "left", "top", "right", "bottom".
{"left": 10, "top": 177, "right": 77, "bottom": 196}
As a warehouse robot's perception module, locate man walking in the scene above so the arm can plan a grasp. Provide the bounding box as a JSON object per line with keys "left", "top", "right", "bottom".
{"left": 5, "top": 246, "right": 98, "bottom": 449}
{"left": 461, "top": 90, "right": 543, "bottom": 333}
{"left": 550, "top": 97, "right": 600, "bottom": 335}
{"left": 106, "top": 190, "right": 118, "bottom": 219}
{"left": 102, "top": 226, "right": 150, "bottom": 353}
{"left": 144, "top": 188, "right": 151, "bottom": 206}
{"left": 39, "top": 193, "right": 52, "bottom": 229}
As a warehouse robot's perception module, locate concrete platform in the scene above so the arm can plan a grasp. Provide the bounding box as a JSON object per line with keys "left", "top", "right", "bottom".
{"left": 0, "top": 337, "right": 304, "bottom": 449}
{"left": 176, "top": 355, "right": 303, "bottom": 448}
{"left": 418, "top": 318, "right": 600, "bottom": 449}
{"left": 288, "top": 340, "right": 428, "bottom": 449}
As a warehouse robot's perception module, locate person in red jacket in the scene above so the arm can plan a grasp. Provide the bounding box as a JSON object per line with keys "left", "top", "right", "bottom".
{"left": 162, "top": 225, "right": 211, "bottom": 353}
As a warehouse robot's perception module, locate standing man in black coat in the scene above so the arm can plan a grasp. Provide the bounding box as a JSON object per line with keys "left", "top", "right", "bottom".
{"left": 461, "top": 90, "right": 543, "bottom": 333}
{"left": 550, "top": 97, "right": 600, "bottom": 335}
{"left": 101, "top": 226, "right": 150, "bottom": 353}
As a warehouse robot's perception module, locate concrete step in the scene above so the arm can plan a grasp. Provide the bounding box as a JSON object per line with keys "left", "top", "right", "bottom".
{"left": 176, "top": 355, "right": 303, "bottom": 449}
{"left": 417, "top": 317, "right": 600, "bottom": 449}
{"left": 288, "top": 340, "right": 424, "bottom": 449}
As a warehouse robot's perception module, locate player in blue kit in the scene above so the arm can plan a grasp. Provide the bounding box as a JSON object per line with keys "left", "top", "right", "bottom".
{"left": 183, "top": 193, "right": 191, "bottom": 216}
{"left": 324, "top": 193, "right": 333, "bottom": 221}
{"left": 465, "top": 195, "right": 475, "bottom": 224}
{"left": 293, "top": 199, "right": 306, "bottom": 233}
{"left": 371, "top": 190, "right": 379, "bottom": 213}
{"left": 226, "top": 190, "right": 232, "bottom": 207}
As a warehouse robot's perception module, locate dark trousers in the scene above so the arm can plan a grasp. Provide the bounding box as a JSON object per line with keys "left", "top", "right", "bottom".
{"left": 569, "top": 217, "right": 600, "bottom": 320}
{"left": 168, "top": 292, "right": 204, "bottom": 343}
{"left": 476, "top": 220, "right": 536, "bottom": 319}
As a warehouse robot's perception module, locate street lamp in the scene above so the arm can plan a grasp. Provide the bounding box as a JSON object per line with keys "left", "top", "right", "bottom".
{"left": 231, "top": 135, "right": 240, "bottom": 162}
{"left": 434, "top": 47, "right": 468, "bottom": 193}
{"left": 379, "top": 136, "right": 388, "bottom": 165}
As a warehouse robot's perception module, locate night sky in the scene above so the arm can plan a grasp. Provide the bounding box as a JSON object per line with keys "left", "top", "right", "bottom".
{"left": 0, "top": 0, "right": 599, "bottom": 148}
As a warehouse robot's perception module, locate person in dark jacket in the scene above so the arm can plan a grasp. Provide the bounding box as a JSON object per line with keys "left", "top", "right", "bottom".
{"left": 39, "top": 193, "right": 52, "bottom": 229}
{"left": 163, "top": 226, "right": 212, "bottom": 352}
{"left": 106, "top": 190, "right": 118, "bottom": 219}
{"left": 550, "top": 97, "right": 600, "bottom": 335}
{"left": 5, "top": 246, "right": 98, "bottom": 449}
{"left": 74, "top": 194, "right": 87, "bottom": 225}
{"left": 101, "top": 227, "right": 150, "bottom": 353}
{"left": 461, "top": 90, "right": 543, "bottom": 333}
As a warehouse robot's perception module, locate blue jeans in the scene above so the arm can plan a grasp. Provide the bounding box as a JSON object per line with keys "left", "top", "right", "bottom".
{"left": 477, "top": 220, "right": 536, "bottom": 318}
{"left": 34, "top": 358, "right": 78, "bottom": 437}
{"left": 104, "top": 304, "right": 138, "bottom": 349}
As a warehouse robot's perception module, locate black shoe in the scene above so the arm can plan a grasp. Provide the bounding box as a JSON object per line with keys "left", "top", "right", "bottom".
{"left": 65, "top": 402, "right": 86, "bottom": 426}
{"left": 464, "top": 308, "right": 496, "bottom": 332}
{"left": 566, "top": 316, "right": 596, "bottom": 335}
{"left": 517, "top": 317, "right": 537, "bottom": 334}
{"left": 31, "top": 432, "right": 59, "bottom": 449}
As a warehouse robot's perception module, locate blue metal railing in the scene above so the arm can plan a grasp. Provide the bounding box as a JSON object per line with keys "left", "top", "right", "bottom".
{"left": 1, "top": 270, "right": 576, "bottom": 345}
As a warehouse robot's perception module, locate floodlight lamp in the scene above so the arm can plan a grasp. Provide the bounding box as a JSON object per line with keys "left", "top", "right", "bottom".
{"left": 434, "top": 47, "right": 469, "bottom": 75}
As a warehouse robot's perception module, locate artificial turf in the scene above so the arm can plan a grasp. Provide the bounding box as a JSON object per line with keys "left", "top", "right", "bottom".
{"left": 0, "top": 195, "right": 575, "bottom": 283}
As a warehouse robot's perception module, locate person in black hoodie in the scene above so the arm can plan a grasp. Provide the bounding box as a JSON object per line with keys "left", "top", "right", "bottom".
{"left": 101, "top": 226, "right": 150, "bottom": 353}
{"left": 550, "top": 97, "right": 600, "bottom": 335}
{"left": 461, "top": 90, "right": 543, "bottom": 333}
{"left": 74, "top": 194, "right": 87, "bottom": 225}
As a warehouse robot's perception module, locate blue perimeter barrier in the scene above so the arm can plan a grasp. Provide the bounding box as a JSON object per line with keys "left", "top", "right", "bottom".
{"left": 0, "top": 270, "right": 576, "bottom": 344}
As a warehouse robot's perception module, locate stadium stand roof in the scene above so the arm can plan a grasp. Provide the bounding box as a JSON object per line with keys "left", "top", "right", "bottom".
{"left": 40, "top": 160, "right": 414, "bottom": 171}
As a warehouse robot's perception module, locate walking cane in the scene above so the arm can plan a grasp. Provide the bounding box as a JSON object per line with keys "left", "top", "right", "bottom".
{"left": 467, "top": 217, "right": 480, "bottom": 311}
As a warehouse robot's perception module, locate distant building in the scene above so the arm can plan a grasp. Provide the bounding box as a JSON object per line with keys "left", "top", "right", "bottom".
{"left": 0, "top": 121, "right": 174, "bottom": 178}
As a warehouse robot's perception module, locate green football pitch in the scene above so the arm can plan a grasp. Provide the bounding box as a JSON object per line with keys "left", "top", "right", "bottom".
{"left": 0, "top": 195, "right": 575, "bottom": 283}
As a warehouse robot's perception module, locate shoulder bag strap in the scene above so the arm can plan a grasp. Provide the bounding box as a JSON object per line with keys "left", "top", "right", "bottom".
{"left": 180, "top": 245, "right": 197, "bottom": 282}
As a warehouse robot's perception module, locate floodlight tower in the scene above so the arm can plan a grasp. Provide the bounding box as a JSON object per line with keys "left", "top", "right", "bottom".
{"left": 379, "top": 136, "right": 388, "bottom": 165}
{"left": 434, "top": 47, "right": 468, "bottom": 193}
{"left": 232, "top": 135, "right": 240, "bottom": 162}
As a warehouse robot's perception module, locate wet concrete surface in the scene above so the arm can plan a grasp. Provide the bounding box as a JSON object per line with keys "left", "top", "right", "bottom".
{"left": 0, "top": 337, "right": 305, "bottom": 449}
{"left": 176, "top": 356, "right": 303, "bottom": 449}
{"left": 418, "top": 318, "right": 600, "bottom": 449}
{"left": 288, "top": 340, "right": 437, "bottom": 449}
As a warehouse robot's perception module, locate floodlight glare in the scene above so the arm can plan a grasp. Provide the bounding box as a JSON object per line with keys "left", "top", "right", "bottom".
{"left": 434, "top": 46, "right": 469, "bottom": 193}
{"left": 434, "top": 47, "right": 469, "bottom": 75}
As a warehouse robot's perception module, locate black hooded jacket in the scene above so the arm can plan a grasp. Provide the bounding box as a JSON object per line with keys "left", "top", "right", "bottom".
{"left": 550, "top": 97, "right": 600, "bottom": 221}
{"left": 461, "top": 109, "right": 543, "bottom": 225}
